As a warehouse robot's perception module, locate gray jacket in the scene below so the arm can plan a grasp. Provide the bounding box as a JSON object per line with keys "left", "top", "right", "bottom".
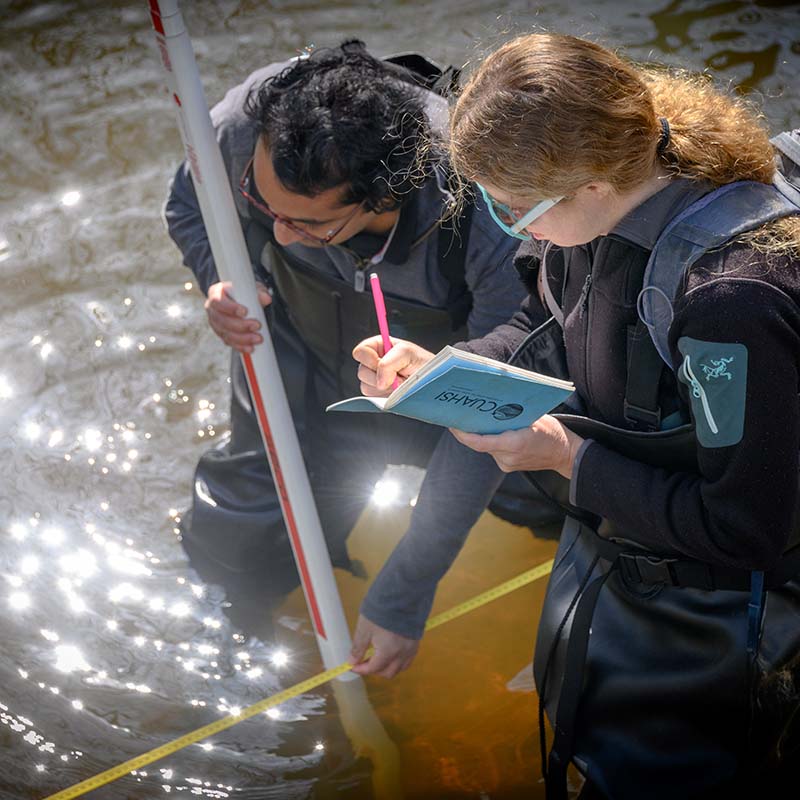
{"left": 163, "top": 59, "right": 527, "bottom": 638}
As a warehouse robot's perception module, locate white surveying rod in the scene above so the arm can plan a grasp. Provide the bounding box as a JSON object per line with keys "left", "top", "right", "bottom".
{"left": 149, "top": 0, "right": 353, "bottom": 673}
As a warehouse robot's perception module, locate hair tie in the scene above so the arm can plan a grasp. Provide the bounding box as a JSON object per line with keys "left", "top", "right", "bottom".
{"left": 656, "top": 117, "right": 671, "bottom": 154}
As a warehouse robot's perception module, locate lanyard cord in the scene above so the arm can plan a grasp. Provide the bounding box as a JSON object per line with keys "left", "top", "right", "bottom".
{"left": 507, "top": 325, "right": 599, "bottom": 529}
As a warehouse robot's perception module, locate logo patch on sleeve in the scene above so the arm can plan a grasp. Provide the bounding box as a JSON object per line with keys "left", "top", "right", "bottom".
{"left": 677, "top": 336, "right": 748, "bottom": 448}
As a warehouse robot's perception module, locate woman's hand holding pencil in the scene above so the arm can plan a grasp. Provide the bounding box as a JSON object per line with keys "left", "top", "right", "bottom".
{"left": 352, "top": 334, "right": 435, "bottom": 396}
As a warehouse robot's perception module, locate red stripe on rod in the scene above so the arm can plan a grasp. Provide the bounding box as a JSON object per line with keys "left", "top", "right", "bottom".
{"left": 148, "top": 0, "right": 165, "bottom": 35}
{"left": 241, "top": 352, "right": 327, "bottom": 639}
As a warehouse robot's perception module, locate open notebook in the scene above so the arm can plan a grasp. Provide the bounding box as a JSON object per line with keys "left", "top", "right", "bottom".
{"left": 327, "top": 345, "right": 574, "bottom": 435}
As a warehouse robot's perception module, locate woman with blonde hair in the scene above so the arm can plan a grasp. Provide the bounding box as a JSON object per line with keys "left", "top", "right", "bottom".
{"left": 353, "top": 32, "right": 800, "bottom": 799}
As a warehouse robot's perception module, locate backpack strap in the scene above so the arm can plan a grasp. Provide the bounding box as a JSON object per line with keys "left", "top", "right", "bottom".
{"left": 623, "top": 317, "right": 665, "bottom": 431}
{"left": 622, "top": 252, "right": 667, "bottom": 431}
{"left": 382, "top": 52, "right": 461, "bottom": 97}
{"left": 638, "top": 179, "right": 800, "bottom": 366}
{"left": 540, "top": 242, "right": 566, "bottom": 326}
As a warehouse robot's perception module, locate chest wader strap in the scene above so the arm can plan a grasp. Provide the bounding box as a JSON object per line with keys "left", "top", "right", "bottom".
{"left": 544, "top": 557, "right": 616, "bottom": 800}
{"left": 243, "top": 216, "right": 275, "bottom": 286}
{"left": 437, "top": 197, "right": 474, "bottom": 331}
{"left": 747, "top": 571, "right": 766, "bottom": 656}
{"left": 537, "top": 550, "right": 602, "bottom": 799}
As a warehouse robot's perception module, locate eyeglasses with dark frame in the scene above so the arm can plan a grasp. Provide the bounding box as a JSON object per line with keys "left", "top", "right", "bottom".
{"left": 238, "top": 156, "right": 363, "bottom": 245}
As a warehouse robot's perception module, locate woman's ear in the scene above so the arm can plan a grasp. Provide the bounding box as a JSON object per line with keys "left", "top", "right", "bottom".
{"left": 581, "top": 181, "right": 614, "bottom": 198}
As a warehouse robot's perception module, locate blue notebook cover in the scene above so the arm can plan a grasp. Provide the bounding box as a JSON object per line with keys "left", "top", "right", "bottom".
{"left": 327, "top": 347, "right": 574, "bottom": 435}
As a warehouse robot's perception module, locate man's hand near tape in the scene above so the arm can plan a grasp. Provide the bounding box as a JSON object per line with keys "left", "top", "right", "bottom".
{"left": 349, "top": 614, "right": 420, "bottom": 678}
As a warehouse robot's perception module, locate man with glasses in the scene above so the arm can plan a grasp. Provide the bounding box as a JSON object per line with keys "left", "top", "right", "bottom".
{"left": 164, "top": 40, "right": 560, "bottom": 674}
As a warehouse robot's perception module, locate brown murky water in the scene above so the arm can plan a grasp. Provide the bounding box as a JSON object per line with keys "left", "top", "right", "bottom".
{"left": 1, "top": 1, "right": 798, "bottom": 798}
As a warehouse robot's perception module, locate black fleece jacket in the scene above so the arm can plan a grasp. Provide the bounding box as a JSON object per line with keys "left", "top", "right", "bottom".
{"left": 463, "top": 184, "right": 800, "bottom": 572}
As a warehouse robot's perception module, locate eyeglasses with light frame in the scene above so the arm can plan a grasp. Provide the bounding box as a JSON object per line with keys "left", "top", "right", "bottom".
{"left": 475, "top": 182, "right": 563, "bottom": 241}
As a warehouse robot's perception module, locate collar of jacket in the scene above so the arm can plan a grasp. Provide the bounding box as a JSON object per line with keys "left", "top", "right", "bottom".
{"left": 379, "top": 165, "right": 455, "bottom": 266}
{"left": 608, "top": 178, "right": 712, "bottom": 251}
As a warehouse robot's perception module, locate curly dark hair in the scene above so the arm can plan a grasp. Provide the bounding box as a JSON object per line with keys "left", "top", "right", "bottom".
{"left": 244, "top": 39, "right": 435, "bottom": 213}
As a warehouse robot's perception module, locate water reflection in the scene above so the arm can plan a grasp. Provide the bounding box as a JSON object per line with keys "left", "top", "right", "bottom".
{"left": 8, "top": 592, "right": 31, "bottom": 611}
{"left": 54, "top": 646, "right": 91, "bottom": 674}
{"left": 60, "top": 190, "right": 81, "bottom": 207}
{"left": 647, "top": 0, "right": 799, "bottom": 101}
{"left": 1, "top": 0, "right": 798, "bottom": 797}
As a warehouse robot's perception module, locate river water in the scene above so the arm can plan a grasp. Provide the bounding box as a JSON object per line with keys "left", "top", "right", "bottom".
{"left": 1, "top": 1, "right": 798, "bottom": 798}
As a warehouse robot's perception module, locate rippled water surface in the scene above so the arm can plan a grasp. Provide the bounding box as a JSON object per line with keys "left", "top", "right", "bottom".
{"left": 1, "top": 1, "right": 799, "bottom": 798}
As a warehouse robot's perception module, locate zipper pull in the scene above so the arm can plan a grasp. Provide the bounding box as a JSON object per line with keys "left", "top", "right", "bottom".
{"left": 578, "top": 273, "right": 592, "bottom": 319}
{"left": 354, "top": 269, "right": 366, "bottom": 293}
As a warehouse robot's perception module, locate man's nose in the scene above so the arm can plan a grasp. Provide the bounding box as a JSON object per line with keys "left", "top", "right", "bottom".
{"left": 272, "top": 219, "right": 304, "bottom": 246}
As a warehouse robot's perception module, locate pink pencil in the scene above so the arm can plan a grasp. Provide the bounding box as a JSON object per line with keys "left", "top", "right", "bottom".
{"left": 369, "top": 273, "right": 399, "bottom": 390}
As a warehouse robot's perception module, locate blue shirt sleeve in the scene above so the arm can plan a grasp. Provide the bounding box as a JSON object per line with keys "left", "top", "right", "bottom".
{"left": 360, "top": 434, "right": 505, "bottom": 638}
{"left": 163, "top": 163, "right": 220, "bottom": 296}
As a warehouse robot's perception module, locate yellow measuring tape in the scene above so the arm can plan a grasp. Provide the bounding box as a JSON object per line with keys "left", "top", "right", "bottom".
{"left": 44, "top": 559, "right": 553, "bottom": 799}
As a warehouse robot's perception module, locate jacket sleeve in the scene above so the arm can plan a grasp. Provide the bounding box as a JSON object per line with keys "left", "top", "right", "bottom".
{"left": 464, "top": 208, "right": 527, "bottom": 339}
{"left": 459, "top": 238, "right": 551, "bottom": 360}
{"left": 163, "top": 164, "right": 220, "bottom": 296}
{"left": 360, "top": 434, "right": 505, "bottom": 638}
{"left": 462, "top": 212, "right": 545, "bottom": 339}
{"left": 572, "top": 277, "right": 800, "bottom": 571}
